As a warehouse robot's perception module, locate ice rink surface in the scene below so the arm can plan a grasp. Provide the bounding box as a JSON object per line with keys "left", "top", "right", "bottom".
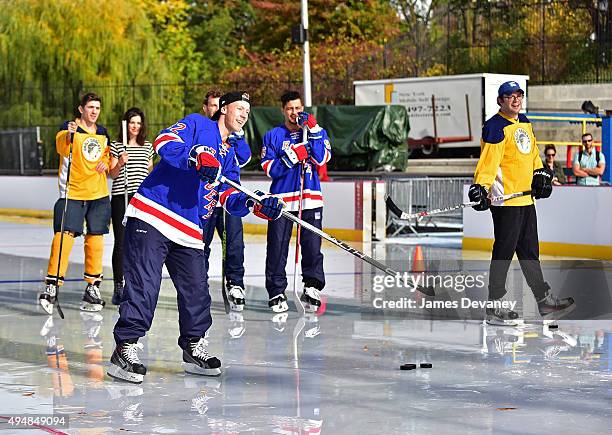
{"left": 0, "top": 219, "right": 610, "bottom": 434}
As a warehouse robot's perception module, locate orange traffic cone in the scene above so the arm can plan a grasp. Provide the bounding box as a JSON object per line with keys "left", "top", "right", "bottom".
{"left": 412, "top": 245, "right": 425, "bottom": 304}
{"left": 412, "top": 245, "right": 425, "bottom": 273}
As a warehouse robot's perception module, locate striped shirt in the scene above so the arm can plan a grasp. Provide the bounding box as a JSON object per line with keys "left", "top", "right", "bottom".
{"left": 109, "top": 141, "right": 154, "bottom": 196}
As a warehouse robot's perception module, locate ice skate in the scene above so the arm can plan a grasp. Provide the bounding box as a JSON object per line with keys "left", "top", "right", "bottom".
{"left": 107, "top": 340, "right": 146, "bottom": 384}
{"left": 227, "top": 284, "right": 245, "bottom": 312}
{"left": 112, "top": 280, "right": 124, "bottom": 306}
{"left": 300, "top": 287, "right": 321, "bottom": 313}
{"left": 183, "top": 337, "right": 222, "bottom": 376}
{"left": 269, "top": 293, "right": 289, "bottom": 313}
{"left": 485, "top": 306, "right": 521, "bottom": 326}
{"left": 80, "top": 282, "right": 106, "bottom": 312}
{"left": 39, "top": 282, "right": 58, "bottom": 315}
{"left": 537, "top": 291, "right": 576, "bottom": 321}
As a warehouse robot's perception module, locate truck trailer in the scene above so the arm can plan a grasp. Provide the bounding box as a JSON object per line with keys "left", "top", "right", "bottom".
{"left": 354, "top": 73, "right": 529, "bottom": 156}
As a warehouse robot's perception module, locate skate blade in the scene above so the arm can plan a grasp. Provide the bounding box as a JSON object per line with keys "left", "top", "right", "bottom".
{"left": 229, "top": 301, "right": 244, "bottom": 312}
{"left": 540, "top": 303, "right": 577, "bottom": 322}
{"left": 107, "top": 365, "right": 144, "bottom": 384}
{"left": 80, "top": 302, "right": 103, "bottom": 312}
{"left": 184, "top": 363, "right": 222, "bottom": 377}
{"left": 301, "top": 301, "right": 320, "bottom": 313}
{"left": 271, "top": 302, "right": 289, "bottom": 313}
{"left": 40, "top": 299, "right": 54, "bottom": 315}
{"left": 485, "top": 317, "right": 522, "bottom": 327}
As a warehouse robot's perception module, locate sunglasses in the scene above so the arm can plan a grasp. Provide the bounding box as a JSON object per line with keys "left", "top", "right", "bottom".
{"left": 546, "top": 153, "right": 555, "bottom": 157}
{"left": 582, "top": 139, "right": 593, "bottom": 143}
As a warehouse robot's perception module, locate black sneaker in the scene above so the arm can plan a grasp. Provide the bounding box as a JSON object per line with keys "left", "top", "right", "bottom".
{"left": 268, "top": 293, "right": 289, "bottom": 313}
{"left": 112, "top": 281, "right": 124, "bottom": 306}
{"left": 485, "top": 307, "right": 521, "bottom": 326}
{"left": 537, "top": 291, "right": 576, "bottom": 320}
{"left": 80, "top": 282, "right": 106, "bottom": 312}
{"left": 183, "top": 337, "right": 221, "bottom": 376}
{"left": 39, "top": 282, "right": 58, "bottom": 315}
{"left": 107, "top": 340, "right": 147, "bottom": 384}
{"left": 300, "top": 287, "right": 321, "bottom": 313}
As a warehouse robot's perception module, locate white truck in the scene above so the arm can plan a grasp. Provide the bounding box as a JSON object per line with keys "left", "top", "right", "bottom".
{"left": 354, "top": 73, "right": 529, "bottom": 156}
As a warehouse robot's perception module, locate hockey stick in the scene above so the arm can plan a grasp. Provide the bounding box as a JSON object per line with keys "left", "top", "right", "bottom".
{"left": 292, "top": 127, "right": 308, "bottom": 314}
{"left": 121, "top": 120, "right": 129, "bottom": 211}
{"left": 220, "top": 210, "right": 230, "bottom": 314}
{"left": 220, "top": 177, "right": 435, "bottom": 296}
{"left": 386, "top": 190, "right": 532, "bottom": 221}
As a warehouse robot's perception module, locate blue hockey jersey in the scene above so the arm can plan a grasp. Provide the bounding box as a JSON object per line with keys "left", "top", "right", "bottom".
{"left": 125, "top": 113, "right": 249, "bottom": 249}
{"left": 233, "top": 135, "right": 251, "bottom": 168}
{"left": 261, "top": 125, "right": 331, "bottom": 212}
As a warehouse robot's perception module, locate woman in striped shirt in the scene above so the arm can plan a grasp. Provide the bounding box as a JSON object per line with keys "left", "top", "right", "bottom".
{"left": 109, "top": 107, "right": 154, "bottom": 305}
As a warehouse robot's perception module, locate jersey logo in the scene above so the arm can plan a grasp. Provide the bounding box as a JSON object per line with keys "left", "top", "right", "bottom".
{"left": 218, "top": 142, "right": 229, "bottom": 158}
{"left": 324, "top": 139, "right": 331, "bottom": 150}
{"left": 282, "top": 140, "right": 291, "bottom": 151}
{"left": 261, "top": 146, "right": 267, "bottom": 159}
{"left": 169, "top": 122, "right": 186, "bottom": 136}
{"left": 514, "top": 128, "right": 531, "bottom": 154}
{"left": 82, "top": 137, "right": 103, "bottom": 162}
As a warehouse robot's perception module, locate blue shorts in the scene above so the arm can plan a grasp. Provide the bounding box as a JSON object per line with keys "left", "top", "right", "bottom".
{"left": 53, "top": 197, "right": 111, "bottom": 236}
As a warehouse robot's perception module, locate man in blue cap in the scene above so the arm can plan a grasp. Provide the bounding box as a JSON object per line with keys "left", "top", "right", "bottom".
{"left": 468, "top": 80, "right": 575, "bottom": 325}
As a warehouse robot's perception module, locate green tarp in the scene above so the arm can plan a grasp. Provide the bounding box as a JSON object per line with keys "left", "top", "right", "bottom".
{"left": 243, "top": 105, "right": 410, "bottom": 171}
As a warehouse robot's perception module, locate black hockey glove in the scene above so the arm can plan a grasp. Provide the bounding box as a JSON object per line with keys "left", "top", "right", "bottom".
{"left": 468, "top": 183, "right": 490, "bottom": 211}
{"left": 531, "top": 167, "right": 553, "bottom": 199}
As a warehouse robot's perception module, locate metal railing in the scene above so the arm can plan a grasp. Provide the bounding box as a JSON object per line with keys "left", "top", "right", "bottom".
{"left": 386, "top": 177, "right": 472, "bottom": 236}
{"left": 0, "top": 128, "right": 43, "bottom": 175}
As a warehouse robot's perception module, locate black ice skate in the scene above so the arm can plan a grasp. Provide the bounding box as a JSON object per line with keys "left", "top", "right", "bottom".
{"left": 300, "top": 287, "right": 321, "bottom": 313}
{"left": 107, "top": 340, "right": 147, "bottom": 384}
{"left": 269, "top": 293, "right": 289, "bottom": 313}
{"left": 39, "top": 281, "right": 58, "bottom": 315}
{"left": 537, "top": 291, "right": 576, "bottom": 321}
{"left": 80, "top": 281, "right": 106, "bottom": 312}
{"left": 485, "top": 306, "right": 521, "bottom": 326}
{"left": 112, "top": 280, "right": 124, "bottom": 306}
{"left": 227, "top": 284, "right": 245, "bottom": 312}
{"left": 183, "top": 337, "right": 222, "bottom": 376}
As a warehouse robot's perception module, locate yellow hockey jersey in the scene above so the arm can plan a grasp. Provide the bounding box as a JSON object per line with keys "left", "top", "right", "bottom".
{"left": 474, "top": 112, "right": 543, "bottom": 206}
{"left": 56, "top": 120, "right": 110, "bottom": 200}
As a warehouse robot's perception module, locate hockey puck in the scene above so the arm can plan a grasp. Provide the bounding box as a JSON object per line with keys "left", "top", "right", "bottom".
{"left": 548, "top": 324, "right": 559, "bottom": 329}
{"left": 420, "top": 363, "right": 433, "bottom": 368}
{"left": 400, "top": 363, "right": 416, "bottom": 371}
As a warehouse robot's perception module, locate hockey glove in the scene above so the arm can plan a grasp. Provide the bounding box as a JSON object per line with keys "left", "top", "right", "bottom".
{"left": 297, "top": 112, "right": 323, "bottom": 138}
{"left": 281, "top": 142, "right": 309, "bottom": 168}
{"left": 531, "top": 167, "right": 553, "bottom": 199}
{"left": 246, "top": 190, "right": 284, "bottom": 221}
{"left": 468, "top": 183, "right": 490, "bottom": 211}
{"left": 188, "top": 146, "right": 221, "bottom": 185}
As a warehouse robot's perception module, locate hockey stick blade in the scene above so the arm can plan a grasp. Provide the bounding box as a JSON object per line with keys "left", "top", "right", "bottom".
{"left": 386, "top": 190, "right": 533, "bottom": 221}
{"left": 385, "top": 195, "right": 408, "bottom": 219}
{"left": 222, "top": 177, "right": 435, "bottom": 297}
{"left": 56, "top": 300, "right": 65, "bottom": 319}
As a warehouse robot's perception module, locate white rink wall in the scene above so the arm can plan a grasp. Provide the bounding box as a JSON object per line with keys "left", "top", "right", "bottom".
{"left": 463, "top": 185, "right": 612, "bottom": 259}
{"left": 0, "top": 176, "right": 369, "bottom": 238}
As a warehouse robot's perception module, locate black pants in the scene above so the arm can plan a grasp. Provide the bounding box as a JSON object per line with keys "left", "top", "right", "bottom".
{"left": 265, "top": 207, "right": 325, "bottom": 298}
{"left": 111, "top": 193, "right": 134, "bottom": 284}
{"left": 202, "top": 207, "right": 245, "bottom": 287}
{"left": 488, "top": 205, "right": 549, "bottom": 301}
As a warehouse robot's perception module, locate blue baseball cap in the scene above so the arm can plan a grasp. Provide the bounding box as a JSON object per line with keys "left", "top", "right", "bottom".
{"left": 498, "top": 81, "right": 524, "bottom": 97}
